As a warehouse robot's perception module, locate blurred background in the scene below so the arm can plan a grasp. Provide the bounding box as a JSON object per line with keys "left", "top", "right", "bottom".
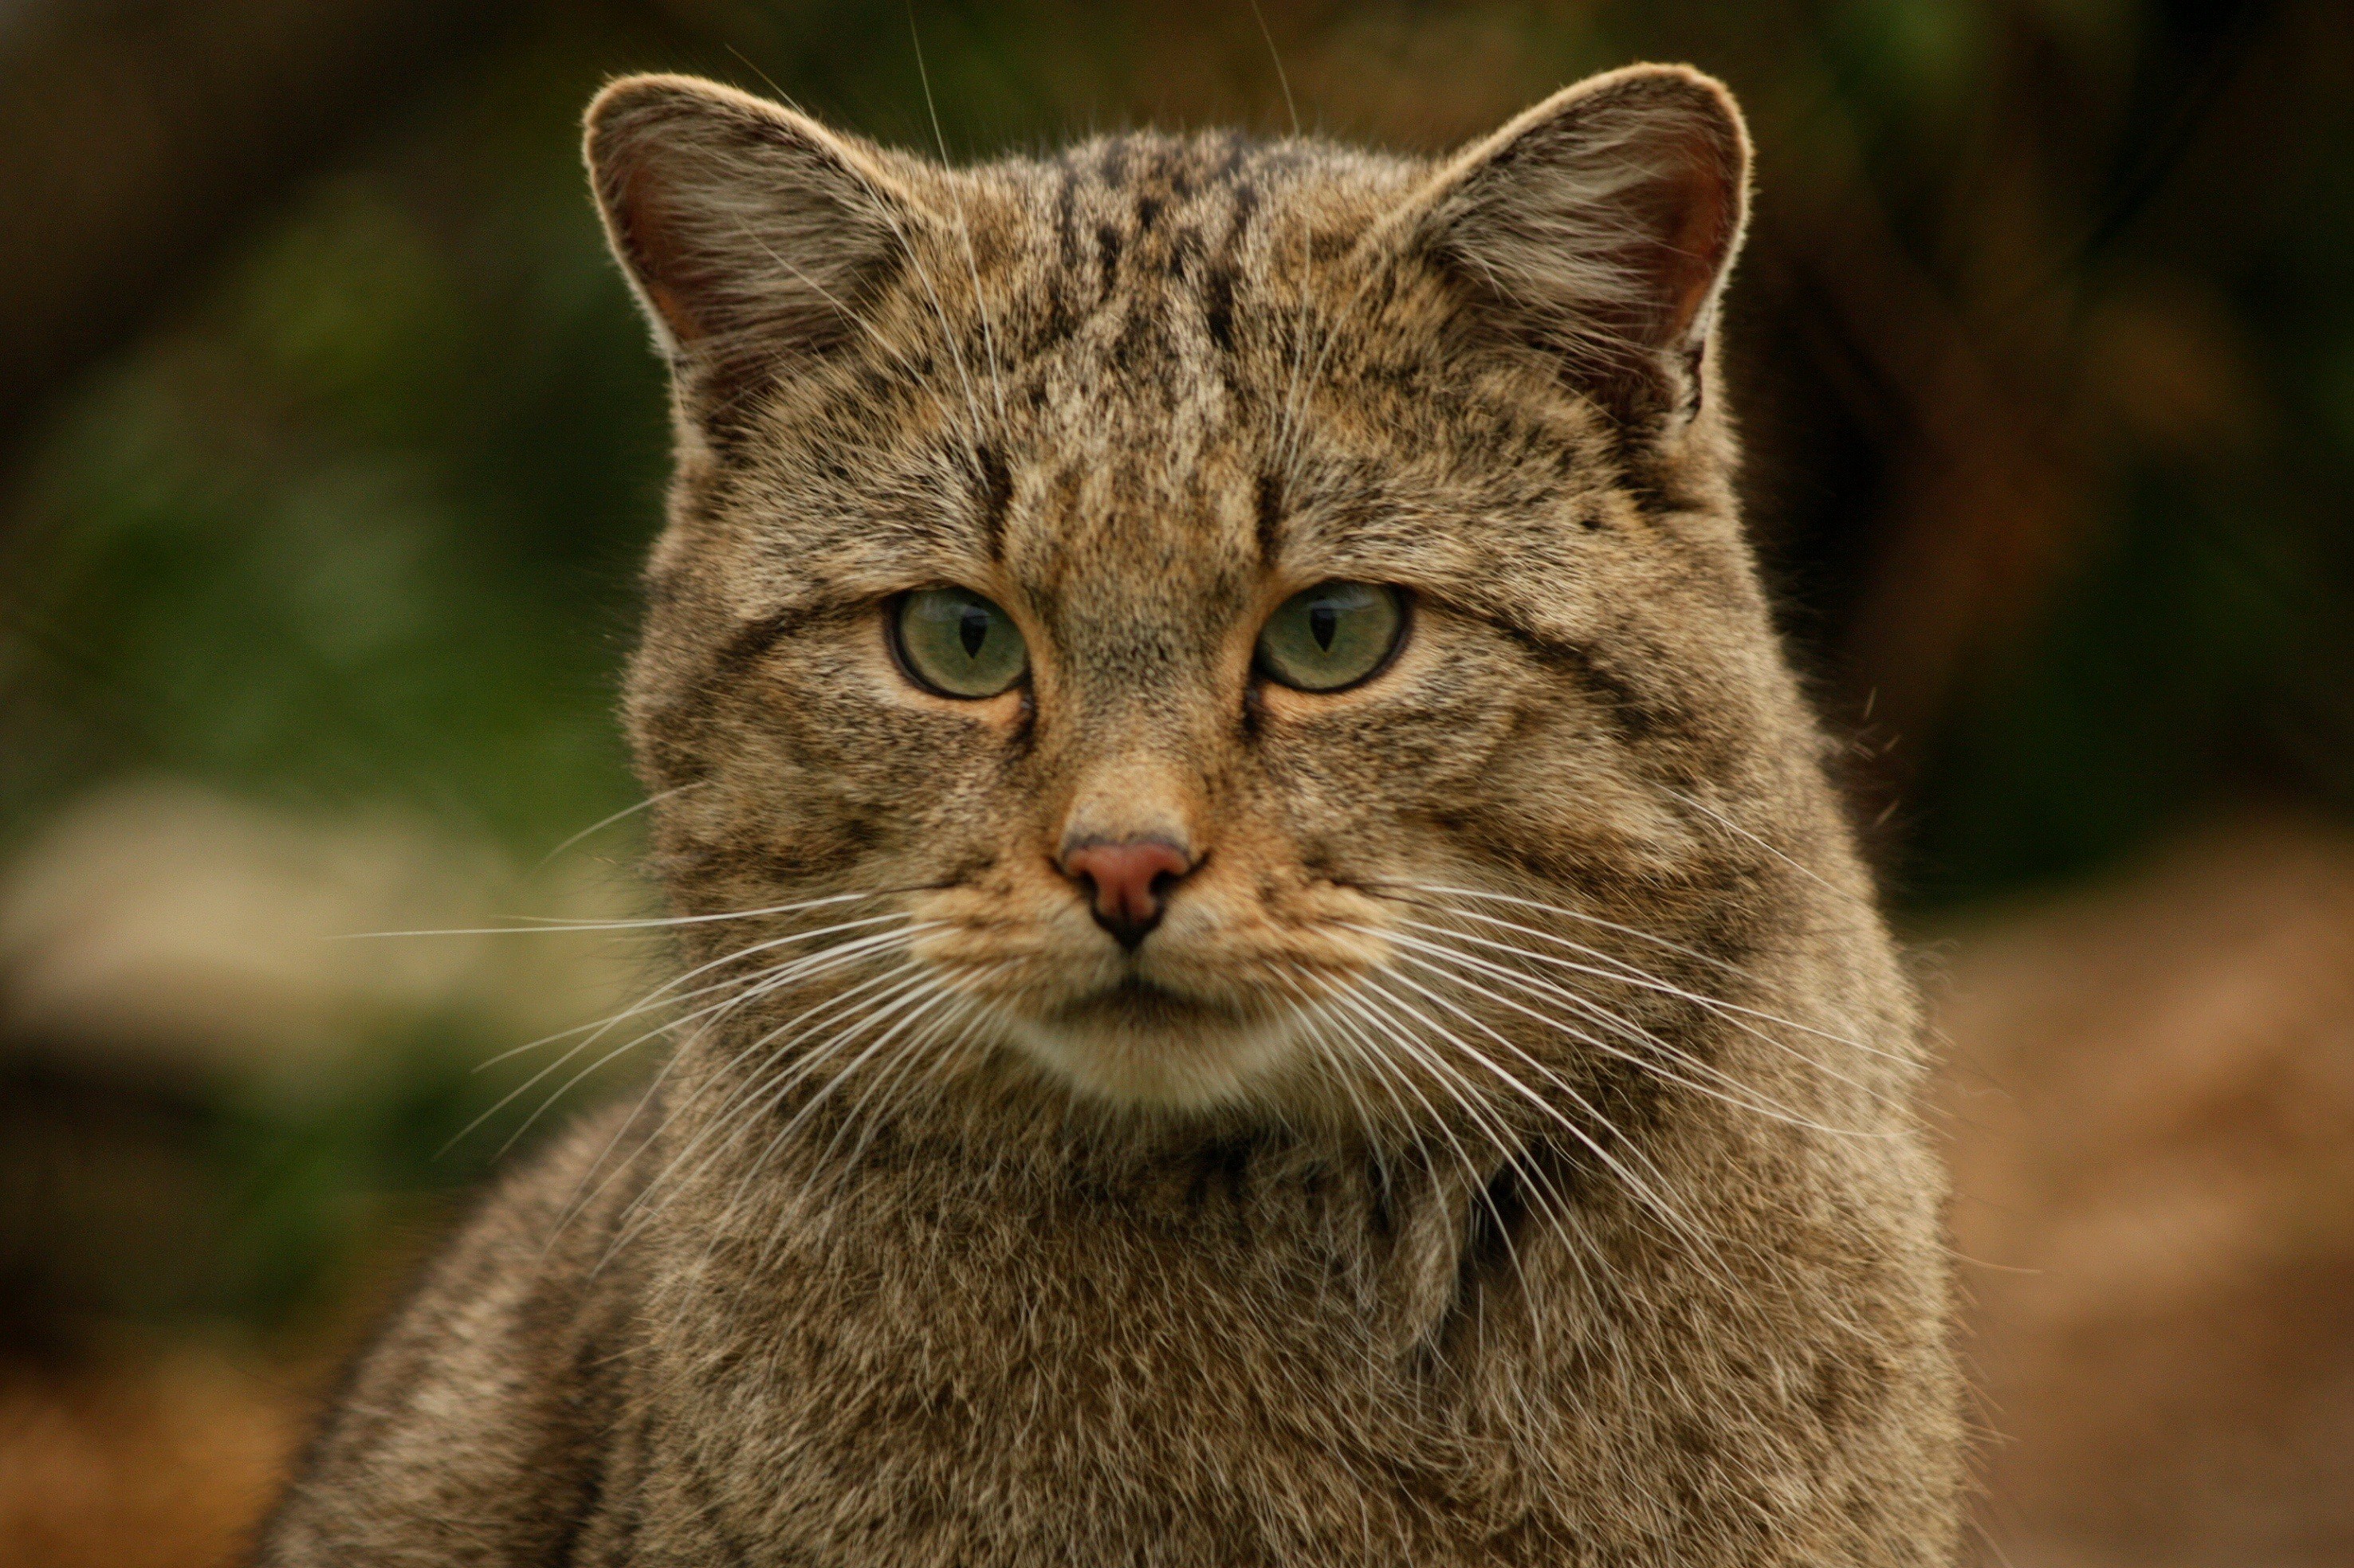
{"left": 1, "top": 1, "right": 2348, "bottom": 1563}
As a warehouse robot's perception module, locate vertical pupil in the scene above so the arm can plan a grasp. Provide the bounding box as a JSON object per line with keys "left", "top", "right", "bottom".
{"left": 1308, "top": 603, "right": 1338, "bottom": 651}
{"left": 957, "top": 604, "right": 989, "bottom": 658}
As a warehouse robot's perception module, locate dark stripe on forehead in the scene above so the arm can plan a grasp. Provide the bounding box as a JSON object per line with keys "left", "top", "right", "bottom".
{"left": 1255, "top": 474, "right": 1285, "bottom": 564}
{"left": 1024, "top": 131, "right": 1303, "bottom": 375}
{"left": 1225, "top": 178, "right": 1260, "bottom": 249}
{"left": 975, "top": 445, "right": 1014, "bottom": 562}
{"left": 1054, "top": 155, "right": 1079, "bottom": 273}
{"left": 1203, "top": 265, "right": 1236, "bottom": 352}
{"left": 1096, "top": 222, "right": 1122, "bottom": 297}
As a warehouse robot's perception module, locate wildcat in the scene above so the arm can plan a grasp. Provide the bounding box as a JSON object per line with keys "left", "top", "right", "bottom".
{"left": 256, "top": 63, "right": 1963, "bottom": 1566}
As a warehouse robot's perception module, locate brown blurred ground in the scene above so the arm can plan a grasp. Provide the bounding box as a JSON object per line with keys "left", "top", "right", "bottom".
{"left": 0, "top": 1348, "right": 305, "bottom": 1568}
{"left": 1943, "top": 818, "right": 2354, "bottom": 1567}
{"left": 2, "top": 819, "right": 2348, "bottom": 1566}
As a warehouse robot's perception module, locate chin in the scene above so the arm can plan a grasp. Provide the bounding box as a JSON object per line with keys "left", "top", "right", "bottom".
{"left": 1008, "top": 980, "right": 1311, "bottom": 1113}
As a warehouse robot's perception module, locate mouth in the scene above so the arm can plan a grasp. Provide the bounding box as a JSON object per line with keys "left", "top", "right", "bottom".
{"left": 1052, "top": 973, "right": 1234, "bottom": 1028}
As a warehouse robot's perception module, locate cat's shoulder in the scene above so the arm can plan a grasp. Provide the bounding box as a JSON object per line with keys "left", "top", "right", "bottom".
{"left": 253, "top": 1104, "right": 654, "bottom": 1564}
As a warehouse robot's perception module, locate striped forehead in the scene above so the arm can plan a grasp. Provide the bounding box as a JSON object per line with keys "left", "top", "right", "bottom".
{"left": 972, "top": 138, "right": 1330, "bottom": 602}
{"left": 755, "top": 134, "right": 1473, "bottom": 615}
{"left": 1030, "top": 132, "right": 1291, "bottom": 346}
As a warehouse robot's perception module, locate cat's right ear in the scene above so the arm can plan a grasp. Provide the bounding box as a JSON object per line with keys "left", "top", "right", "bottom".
{"left": 584, "top": 74, "right": 914, "bottom": 396}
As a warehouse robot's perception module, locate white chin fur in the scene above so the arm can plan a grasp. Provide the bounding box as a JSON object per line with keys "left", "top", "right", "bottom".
{"left": 1007, "top": 1008, "right": 1307, "bottom": 1112}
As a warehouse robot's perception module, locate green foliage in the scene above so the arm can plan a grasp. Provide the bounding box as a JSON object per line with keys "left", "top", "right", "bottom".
{"left": 1, "top": 60, "right": 664, "bottom": 855}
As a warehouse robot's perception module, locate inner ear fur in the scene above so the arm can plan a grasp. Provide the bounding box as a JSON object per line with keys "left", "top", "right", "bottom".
{"left": 584, "top": 73, "right": 921, "bottom": 392}
{"left": 1397, "top": 64, "right": 1752, "bottom": 425}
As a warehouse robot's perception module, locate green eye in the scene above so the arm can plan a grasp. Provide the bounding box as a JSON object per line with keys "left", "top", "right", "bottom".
{"left": 893, "top": 587, "right": 1028, "bottom": 698}
{"left": 1256, "top": 581, "right": 1405, "bottom": 692}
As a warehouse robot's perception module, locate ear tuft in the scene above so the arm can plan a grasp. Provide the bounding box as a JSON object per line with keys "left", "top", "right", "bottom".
{"left": 584, "top": 74, "right": 912, "bottom": 391}
{"left": 1413, "top": 65, "right": 1751, "bottom": 420}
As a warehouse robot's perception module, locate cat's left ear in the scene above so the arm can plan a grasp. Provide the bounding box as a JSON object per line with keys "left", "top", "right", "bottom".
{"left": 1390, "top": 64, "right": 1751, "bottom": 427}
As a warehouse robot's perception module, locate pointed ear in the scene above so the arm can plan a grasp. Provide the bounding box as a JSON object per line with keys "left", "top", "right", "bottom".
{"left": 1402, "top": 64, "right": 1751, "bottom": 424}
{"left": 584, "top": 74, "right": 915, "bottom": 397}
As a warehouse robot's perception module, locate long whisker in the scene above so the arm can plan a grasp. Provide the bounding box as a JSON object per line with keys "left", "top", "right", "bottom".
{"left": 719, "top": 976, "right": 970, "bottom": 1256}
{"left": 466, "top": 922, "right": 934, "bottom": 1162}
{"left": 822, "top": 978, "right": 994, "bottom": 1173}
{"left": 1350, "top": 966, "right": 1727, "bottom": 1277}
{"left": 1270, "top": 970, "right": 1393, "bottom": 1160}
{"left": 861, "top": 173, "right": 989, "bottom": 474}
{"left": 548, "top": 932, "right": 900, "bottom": 1246}
{"left": 910, "top": 11, "right": 1009, "bottom": 432}
{"left": 748, "top": 973, "right": 1009, "bottom": 1260}
{"left": 1364, "top": 925, "right": 1884, "bottom": 1138}
{"left": 1385, "top": 916, "right": 1904, "bottom": 1106}
{"left": 545, "top": 925, "right": 940, "bottom": 1244}
{"left": 1310, "top": 975, "right": 1536, "bottom": 1307}
{"left": 475, "top": 912, "right": 928, "bottom": 1075}
{"left": 532, "top": 783, "right": 701, "bottom": 870}
{"left": 1339, "top": 972, "right": 1594, "bottom": 1272}
{"left": 601, "top": 963, "right": 941, "bottom": 1271}
{"left": 1338, "top": 979, "right": 1588, "bottom": 1353}
{"left": 1656, "top": 785, "right": 1842, "bottom": 894}
{"left": 588, "top": 955, "right": 933, "bottom": 1262}
{"left": 737, "top": 218, "right": 932, "bottom": 391}
{"left": 337, "top": 886, "right": 905, "bottom": 940}
{"left": 1373, "top": 880, "right": 1774, "bottom": 985}
{"left": 698, "top": 966, "right": 962, "bottom": 1236}
{"left": 1271, "top": 968, "right": 1417, "bottom": 1190}
{"left": 1375, "top": 890, "right": 1904, "bottom": 1065}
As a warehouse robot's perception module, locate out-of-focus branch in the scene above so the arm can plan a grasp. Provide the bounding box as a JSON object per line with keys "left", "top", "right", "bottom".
{"left": 0, "top": 0, "right": 553, "bottom": 470}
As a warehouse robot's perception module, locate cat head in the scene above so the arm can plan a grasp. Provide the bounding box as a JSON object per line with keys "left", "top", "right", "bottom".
{"left": 588, "top": 67, "right": 1826, "bottom": 1126}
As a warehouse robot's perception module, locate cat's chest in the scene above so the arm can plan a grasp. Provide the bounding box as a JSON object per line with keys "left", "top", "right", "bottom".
{"left": 626, "top": 1177, "right": 1538, "bottom": 1564}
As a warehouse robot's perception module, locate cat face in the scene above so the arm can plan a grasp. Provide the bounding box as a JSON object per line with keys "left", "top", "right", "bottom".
{"left": 592, "top": 69, "right": 1798, "bottom": 1122}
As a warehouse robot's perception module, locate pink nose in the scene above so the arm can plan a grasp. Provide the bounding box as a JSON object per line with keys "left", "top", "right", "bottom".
{"left": 1060, "top": 839, "right": 1195, "bottom": 949}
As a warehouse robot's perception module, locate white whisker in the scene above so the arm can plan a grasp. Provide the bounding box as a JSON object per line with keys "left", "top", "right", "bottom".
{"left": 1385, "top": 898, "right": 1872, "bottom": 1065}
{"left": 548, "top": 929, "right": 935, "bottom": 1244}
{"left": 910, "top": 14, "right": 1009, "bottom": 432}
{"left": 1351, "top": 967, "right": 1727, "bottom": 1279}
{"left": 592, "top": 957, "right": 936, "bottom": 1267}
{"left": 1392, "top": 886, "right": 1906, "bottom": 1065}
{"left": 532, "top": 782, "right": 701, "bottom": 870}
{"left": 476, "top": 913, "right": 929, "bottom": 1075}
{"left": 336, "top": 887, "right": 898, "bottom": 940}
{"left": 1365, "top": 925, "right": 1884, "bottom": 1139}
{"left": 466, "top": 922, "right": 934, "bottom": 1162}
{"left": 1656, "top": 785, "right": 1841, "bottom": 894}
{"left": 1309, "top": 974, "right": 1536, "bottom": 1309}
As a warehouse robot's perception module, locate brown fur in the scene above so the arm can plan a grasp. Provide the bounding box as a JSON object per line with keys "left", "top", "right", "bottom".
{"left": 257, "top": 65, "right": 1963, "bottom": 1565}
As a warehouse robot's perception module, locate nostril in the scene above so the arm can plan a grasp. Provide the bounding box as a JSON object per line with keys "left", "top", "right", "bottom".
{"left": 1059, "top": 838, "right": 1196, "bottom": 948}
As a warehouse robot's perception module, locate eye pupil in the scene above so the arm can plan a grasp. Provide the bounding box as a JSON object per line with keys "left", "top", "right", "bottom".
{"left": 959, "top": 606, "right": 988, "bottom": 658}
{"left": 1308, "top": 603, "right": 1338, "bottom": 650}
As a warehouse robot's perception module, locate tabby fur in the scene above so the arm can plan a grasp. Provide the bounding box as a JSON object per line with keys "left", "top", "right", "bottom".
{"left": 257, "top": 63, "right": 1963, "bottom": 1566}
